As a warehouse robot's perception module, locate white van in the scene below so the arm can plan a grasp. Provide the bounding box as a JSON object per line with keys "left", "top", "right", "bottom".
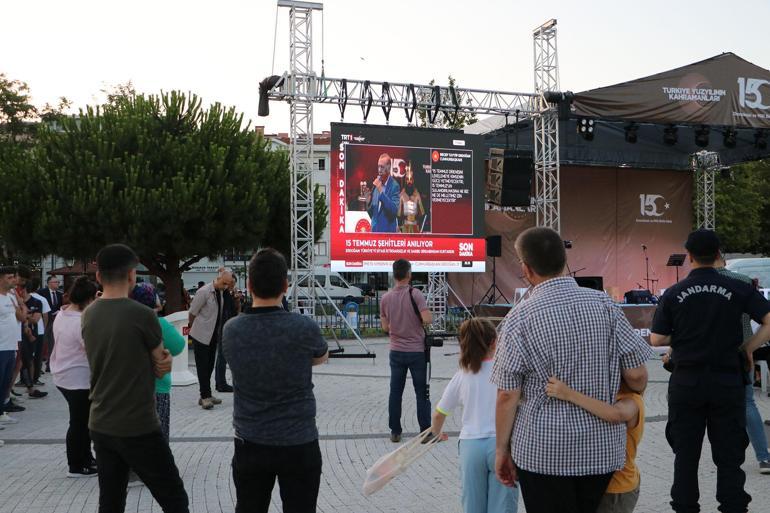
{"left": 726, "top": 258, "right": 770, "bottom": 288}
{"left": 288, "top": 266, "right": 364, "bottom": 303}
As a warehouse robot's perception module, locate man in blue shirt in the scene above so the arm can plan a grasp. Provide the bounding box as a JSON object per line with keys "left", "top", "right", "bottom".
{"left": 365, "top": 153, "right": 400, "bottom": 233}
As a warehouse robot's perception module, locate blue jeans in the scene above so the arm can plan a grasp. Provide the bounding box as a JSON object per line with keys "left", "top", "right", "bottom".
{"left": 0, "top": 350, "right": 16, "bottom": 414}
{"left": 746, "top": 372, "right": 770, "bottom": 462}
{"left": 389, "top": 350, "right": 430, "bottom": 434}
{"left": 459, "top": 438, "right": 518, "bottom": 513}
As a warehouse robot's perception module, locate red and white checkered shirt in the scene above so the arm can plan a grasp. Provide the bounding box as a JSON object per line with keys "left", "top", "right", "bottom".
{"left": 491, "top": 277, "right": 652, "bottom": 476}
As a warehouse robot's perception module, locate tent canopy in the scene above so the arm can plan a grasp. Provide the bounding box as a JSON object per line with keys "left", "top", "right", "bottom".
{"left": 573, "top": 53, "right": 770, "bottom": 129}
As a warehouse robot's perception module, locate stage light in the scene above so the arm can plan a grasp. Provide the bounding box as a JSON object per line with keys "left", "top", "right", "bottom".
{"left": 577, "top": 118, "right": 594, "bottom": 141}
{"left": 694, "top": 125, "right": 710, "bottom": 148}
{"left": 624, "top": 123, "right": 638, "bottom": 144}
{"left": 663, "top": 125, "right": 678, "bottom": 145}
{"left": 720, "top": 166, "right": 732, "bottom": 179}
{"left": 754, "top": 130, "right": 768, "bottom": 150}
{"left": 258, "top": 74, "right": 285, "bottom": 117}
{"left": 723, "top": 127, "right": 737, "bottom": 148}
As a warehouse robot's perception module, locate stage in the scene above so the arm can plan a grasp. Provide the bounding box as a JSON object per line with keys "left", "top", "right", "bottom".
{"left": 473, "top": 303, "right": 657, "bottom": 344}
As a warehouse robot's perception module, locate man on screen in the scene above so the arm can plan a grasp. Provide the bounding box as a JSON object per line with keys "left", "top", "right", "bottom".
{"left": 364, "top": 153, "right": 400, "bottom": 233}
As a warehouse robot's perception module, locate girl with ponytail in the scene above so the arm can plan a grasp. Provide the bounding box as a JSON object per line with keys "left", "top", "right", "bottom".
{"left": 429, "top": 318, "right": 519, "bottom": 513}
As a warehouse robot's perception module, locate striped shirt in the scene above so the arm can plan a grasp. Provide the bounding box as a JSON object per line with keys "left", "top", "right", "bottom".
{"left": 491, "top": 277, "right": 653, "bottom": 476}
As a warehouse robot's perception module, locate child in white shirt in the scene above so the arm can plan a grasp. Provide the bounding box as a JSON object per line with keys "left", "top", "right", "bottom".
{"left": 430, "top": 318, "right": 518, "bottom": 513}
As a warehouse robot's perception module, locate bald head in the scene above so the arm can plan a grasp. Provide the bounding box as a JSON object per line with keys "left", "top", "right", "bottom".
{"left": 214, "top": 269, "right": 235, "bottom": 290}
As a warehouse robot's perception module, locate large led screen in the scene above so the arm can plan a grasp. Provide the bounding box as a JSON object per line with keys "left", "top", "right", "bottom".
{"left": 330, "top": 123, "right": 486, "bottom": 272}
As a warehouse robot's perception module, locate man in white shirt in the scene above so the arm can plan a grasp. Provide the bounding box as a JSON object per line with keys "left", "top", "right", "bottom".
{"left": 0, "top": 266, "right": 26, "bottom": 424}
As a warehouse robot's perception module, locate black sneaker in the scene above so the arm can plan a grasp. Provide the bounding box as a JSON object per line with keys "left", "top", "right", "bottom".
{"left": 67, "top": 467, "right": 98, "bottom": 478}
{"left": 760, "top": 461, "right": 770, "bottom": 475}
{"left": 216, "top": 384, "right": 234, "bottom": 393}
{"left": 5, "top": 400, "right": 25, "bottom": 412}
{"left": 10, "top": 390, "right": 21, "bottom": 397}
{"left": 390, "top": 433, "right": 401, "bottom": 443}
{"left": 14, "top": 380, "right": 24, "bottom": 388}
{"left": 28, "top": 390, "right": 47, "bottom": 399}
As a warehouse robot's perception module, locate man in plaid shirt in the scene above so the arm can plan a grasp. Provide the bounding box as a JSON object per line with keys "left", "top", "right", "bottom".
{"left": 491, "top": 227, "right": 652, "bottom": 513}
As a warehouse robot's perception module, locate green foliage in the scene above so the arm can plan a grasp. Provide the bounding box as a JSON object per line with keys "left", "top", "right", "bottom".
{"left": 715, "top": 159, "right": 770, "bottom": 255}
{"left": 417, "top": 75, "right": 478, "bottom": 129}
{"left": 259, "top": 159, "right": 329, "bottom": 257}
{"left": 0, "top": 73, "right": 38, "bottom": 140}
{"left": 0, "top": 90, "right": 293, "bottom": 311}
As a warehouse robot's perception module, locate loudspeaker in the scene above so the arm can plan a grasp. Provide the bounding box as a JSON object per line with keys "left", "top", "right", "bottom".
{"left": 575, "top": 276, "right": 604, "bottom": 291}
{"left": 486, "top": 235, "right": 502, "bottom": 258}
{"left": 624, "top": 289, "right": 654, "bottom": 305}
{"left": 501, "top": 152, "right": 533, "bottom": 207}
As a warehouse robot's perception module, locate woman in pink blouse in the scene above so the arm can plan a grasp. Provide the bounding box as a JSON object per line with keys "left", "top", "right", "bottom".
{"left": 50, "top": 276, "right": 98, "bottom": 478}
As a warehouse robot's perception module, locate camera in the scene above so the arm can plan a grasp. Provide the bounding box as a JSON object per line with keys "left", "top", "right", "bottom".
{"left": 425, "top": 335, "right": 444, "bottom": 348}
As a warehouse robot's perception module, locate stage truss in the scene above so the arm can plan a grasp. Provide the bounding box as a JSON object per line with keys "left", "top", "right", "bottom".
{"left": 691, "top": 150, "right": 719, "bottom": 230}
{"left": 265, "top": 1, "right": 561, "bottom": 333}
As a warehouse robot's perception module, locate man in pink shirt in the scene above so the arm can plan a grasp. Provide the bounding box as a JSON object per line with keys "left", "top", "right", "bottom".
{"left": 380, "top": 259, "right": 432, "bottom": 442}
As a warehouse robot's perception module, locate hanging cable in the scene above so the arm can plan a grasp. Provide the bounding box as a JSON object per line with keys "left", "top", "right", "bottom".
{"left": 321, "top": 8, "right": 326, "bottom": 78}
{"left": 271, "top": 5, "right": 279, "bottom": 75}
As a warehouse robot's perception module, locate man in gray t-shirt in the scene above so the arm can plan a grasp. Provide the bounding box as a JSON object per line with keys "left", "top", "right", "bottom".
{"left": 223, "top": 248, "right": 328, "bottom": 513}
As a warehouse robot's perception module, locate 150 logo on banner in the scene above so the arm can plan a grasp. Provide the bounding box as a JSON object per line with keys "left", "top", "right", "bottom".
{"left": 738, "top": 77, "right": 770, "bottom": 110}
{"left": 637, "top": 194, "right": 672, "bottom": 224}
{"left": 639, "top": 194, "right": 669, "bottom": 217}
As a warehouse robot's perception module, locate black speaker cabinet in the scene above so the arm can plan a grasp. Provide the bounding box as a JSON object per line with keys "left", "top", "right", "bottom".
{"left": 575, "top": 276, "right": 604, "bottom": 291}
{"left": 486, "top": 235, "right": 502, "bottom": 257}
{"left": 501, "top": 153, "right": 533, "bottom": 207}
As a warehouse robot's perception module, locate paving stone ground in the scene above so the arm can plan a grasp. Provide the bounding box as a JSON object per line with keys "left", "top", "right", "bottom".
{"left": 2, "top": 337, "right": 770, "bottom": 512}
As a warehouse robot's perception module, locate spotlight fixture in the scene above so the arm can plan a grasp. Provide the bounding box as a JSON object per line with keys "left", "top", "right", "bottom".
{"left": 577, "top": 118, "right": 595, "bottom": 141}
{"left": 624, "top": 123, "right": 638, "bottom": 144}
{"left": 663, "top": 125, "right": 678, "bottom": 145}
{"left": 720, "top": 166, "right": 732, "bottom": 179}
{"left": 754, "top": 129, "right": 768, "bottom": 150}
{"left": 694, "top": 125, "right": 710, "bottom": 148}
{"left": 723, "top": 127, "right": 737, "bottom": 148}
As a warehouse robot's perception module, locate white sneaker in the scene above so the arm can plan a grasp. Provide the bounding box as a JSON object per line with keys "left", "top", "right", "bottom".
{"left": 0, "top": 413, "right": 18, "bottom": 424}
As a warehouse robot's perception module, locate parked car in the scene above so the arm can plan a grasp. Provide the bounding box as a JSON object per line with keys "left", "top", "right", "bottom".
{"left": 726, "top": 258, "right": 770, "bottom": 288}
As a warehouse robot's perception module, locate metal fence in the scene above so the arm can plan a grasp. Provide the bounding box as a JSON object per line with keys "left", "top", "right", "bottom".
{"left": 308, "top": 297, "right": 473, "bottom": 338}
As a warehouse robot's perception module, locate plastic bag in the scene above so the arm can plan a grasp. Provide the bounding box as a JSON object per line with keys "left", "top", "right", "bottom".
{"left": 362, "top": 428, "right": 441, "bottom": 496}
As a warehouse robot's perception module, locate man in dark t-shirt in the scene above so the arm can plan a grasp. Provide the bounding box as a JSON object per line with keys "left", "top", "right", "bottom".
{"left": 223, "top": 248, "right": 328, "bottom": 513}
{"left": 83, "top": 244, "right": 188, "bottom": 513}
{"left": 651, "top": 230, "right": 770, "bottom": 513}
{"left": 20, "top": 282, "right": 47, "bottom": 399}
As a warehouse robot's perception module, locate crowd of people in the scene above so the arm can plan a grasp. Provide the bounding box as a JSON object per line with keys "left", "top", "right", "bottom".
{"left": 1, "top": 269, "right": 64, "bottom": 432}
{"left": 0, "top": 226, "right": 769, "bottom": 513}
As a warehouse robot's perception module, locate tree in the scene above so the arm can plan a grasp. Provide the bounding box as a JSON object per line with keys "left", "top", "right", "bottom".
{"left": 417, "top": 75, "right": 478, "bottom": 129}
{"left": 0, "top": 73, "right": 38, "bottom": 143}
{"left": 714, "top": 159, "right": 770, "bottom": 255}
{"left": 0, "top": 91, "right": 294, "bottom": 312}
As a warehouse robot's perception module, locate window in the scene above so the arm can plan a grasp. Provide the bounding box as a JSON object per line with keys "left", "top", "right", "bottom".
{"left": 329, "top": 275, "right": 345, "bottom": 288}
{"left": 315, "top": 242, "right": 327, "bottom": 256}
{"left": 318, "top": 158, "right": 326, "bottom": 170}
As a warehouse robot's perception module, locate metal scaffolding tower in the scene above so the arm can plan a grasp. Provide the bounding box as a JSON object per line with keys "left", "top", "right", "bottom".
{"left": 284, "top": 0, "right": 320, "bottom": 313}
{"left": 691, "top": 150, "right": 719, "bottom": 230}
{"left": 532, "top": 19, "right": 561, "bottom": 232}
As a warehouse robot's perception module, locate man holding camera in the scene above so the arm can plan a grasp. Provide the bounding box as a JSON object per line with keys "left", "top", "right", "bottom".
{"left": 380, "top": 259, "right": 433, "bottom": 443}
